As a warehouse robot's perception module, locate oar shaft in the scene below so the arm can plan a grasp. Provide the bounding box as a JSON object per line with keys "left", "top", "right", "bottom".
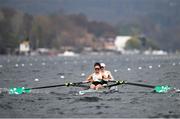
{"left": 107, "top": 83, "right": 120, "bottom": 88}
{"left": 27, "top": 82, "right": 87, "bottom": 90}
{"left": 29, "top": 84, "right": 66, "bottom": 90}
{"left": 109, "top": 80, "right": 155, "bottom": 88}
{"left": 125, "top": 82, "right": 155, "bottom": 88}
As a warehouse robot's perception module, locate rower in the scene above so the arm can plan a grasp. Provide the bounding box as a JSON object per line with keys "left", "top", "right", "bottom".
{"left": 100, "top": 63, "right": 117, "bottom": 90}
{"left": 100, "top": 63, "right": 114, "bottom": 81}
{"left": 84, "top": 62, "right": 105, "bottom": 90}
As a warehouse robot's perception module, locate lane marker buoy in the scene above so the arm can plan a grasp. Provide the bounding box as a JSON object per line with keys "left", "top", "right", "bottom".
{"left": 149, "top": 66, "right": 152, "bottom": 69}
{"left": 15, "top": 64, "right": 19, "bottom": 67}
{"left": 172, "top": 63, "right": 176, "bottom": 66}
{"left": 42, "top": 62, "right": 46, "bottom": 66}
{"left": 34, "top": 78, "right": 39, "bottom": 81}
{"left": 81, "top": 73, "right": 85, "bottom": 76}
{"left": 60, "top": 75, "right": 65, "bottom": 79}
{"left": 114, "top": 69, "right": 118, "bottom": 72}
{"left": 21, "top": 64, "right": 25, "bottom": 67}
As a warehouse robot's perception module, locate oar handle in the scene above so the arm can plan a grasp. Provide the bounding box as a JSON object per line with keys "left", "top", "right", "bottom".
{"left": 106, "top": 80, "right": 125, "bottom": 88}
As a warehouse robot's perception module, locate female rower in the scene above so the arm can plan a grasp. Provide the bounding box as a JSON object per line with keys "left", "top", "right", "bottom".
{"left": 84, "top": 62, "right": 105, "bottom": 90}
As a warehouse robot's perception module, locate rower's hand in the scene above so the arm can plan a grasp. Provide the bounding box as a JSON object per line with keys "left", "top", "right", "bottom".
{"left": 102, "top": 78, "right": 111, "bottom": 81}
{"left": 102, "top": 84, "right": 108, "bottom": 87}
{"left": 82, "top": 80, "right": 89, "bottom": 83}
{"left": 116, "top": 80, "right": 125, "bottom": 84}
{"left": 102, "top": 79, "right": 113, "bottom": 82}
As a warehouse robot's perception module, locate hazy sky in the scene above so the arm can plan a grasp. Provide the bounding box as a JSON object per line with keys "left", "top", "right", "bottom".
{"left": 0, "top": 0, "right": 179, "bottom": 24}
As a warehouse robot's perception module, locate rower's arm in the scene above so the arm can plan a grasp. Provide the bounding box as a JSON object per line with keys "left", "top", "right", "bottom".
{"left": 107, "top": 71, "right": 114, "bottom": 81}
{"left": 109, "top": 72, "right": 114, "bottom": 80}
{"left": 84, "top": 74, "right": 93, "bottom": 83}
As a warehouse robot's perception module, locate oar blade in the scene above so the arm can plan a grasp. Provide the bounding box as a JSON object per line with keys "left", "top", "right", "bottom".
{"left": 154, "top": 85, "right": 172, "bottom": 93}
{"left": 24, "top": 88, "right": 31, "bottom": 93}
{"left": 9, "top": 87, "right": 31, "bottom": 95}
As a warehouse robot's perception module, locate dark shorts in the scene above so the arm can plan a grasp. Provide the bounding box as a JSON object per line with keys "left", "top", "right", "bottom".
{"left": 92, "top": 80, "right": 108, "bottom": 86}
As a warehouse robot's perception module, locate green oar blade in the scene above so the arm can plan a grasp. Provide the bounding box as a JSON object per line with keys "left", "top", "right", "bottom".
{"left": 154, "top": 85, "right": 172, "bottom": 93}
{"left": 9, "top": 87, "right": 31, "bottom": 95}
{"left": 24, "top": 88, "right": 31, "bottom": 93}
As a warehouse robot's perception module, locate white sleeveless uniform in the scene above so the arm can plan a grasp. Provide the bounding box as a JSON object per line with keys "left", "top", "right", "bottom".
{"left": 92, "top": 73, "right": 102, "bottom": 82}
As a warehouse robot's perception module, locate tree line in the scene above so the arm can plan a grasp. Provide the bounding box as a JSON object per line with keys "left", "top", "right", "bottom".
{"left": 1, "top": 6, "right": 180, "bottom": 54}
{"left": 0, "top": 7, "right": 117, "bottom": 54}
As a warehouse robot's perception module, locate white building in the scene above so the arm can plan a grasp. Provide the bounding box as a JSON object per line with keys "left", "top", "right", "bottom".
{"left": 19, "top": 41, "right": 30, "bottom": 54}
{"left": 114, "top": 36, "right": 132, "bottom": 53}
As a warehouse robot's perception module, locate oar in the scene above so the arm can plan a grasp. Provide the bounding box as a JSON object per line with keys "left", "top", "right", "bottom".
{"left": 8, "top": 81, "right": 89, "bottom": 95}
{"left": 108, "top": 80, "right": 172, "bottom": 93}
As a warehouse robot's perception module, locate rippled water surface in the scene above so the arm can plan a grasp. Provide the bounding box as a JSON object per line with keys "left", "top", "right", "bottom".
{"left": 0, "top": 54, "right": 180, "bottom": 118}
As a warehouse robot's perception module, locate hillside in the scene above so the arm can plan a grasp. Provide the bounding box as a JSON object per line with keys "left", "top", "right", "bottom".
{"left": 0, "top": 0, "right": 180, "bottom": 52}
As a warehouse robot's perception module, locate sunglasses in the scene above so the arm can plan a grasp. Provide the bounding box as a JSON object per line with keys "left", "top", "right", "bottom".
{"left": 95, "top": 68, "right": 100, "bottom": 70}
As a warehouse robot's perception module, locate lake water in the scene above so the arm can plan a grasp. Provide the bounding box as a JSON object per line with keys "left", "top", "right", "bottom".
{"left": 0, "top": 54, "right": 180, "bottom": 118}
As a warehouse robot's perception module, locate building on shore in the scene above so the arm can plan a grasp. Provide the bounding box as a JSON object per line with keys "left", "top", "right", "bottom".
{"left": 19, "top": 40, "right": 30, "bottom": 55}
{"left": 114, "top": 36, "right": 132, "bottom": 54}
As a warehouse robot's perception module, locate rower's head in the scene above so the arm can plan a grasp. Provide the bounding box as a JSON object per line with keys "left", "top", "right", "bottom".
{"left": 100, "top": 63, "right": 106, "bottom": 71}
{"left": 94, "top": 62, "right": 101, "bottom": 73}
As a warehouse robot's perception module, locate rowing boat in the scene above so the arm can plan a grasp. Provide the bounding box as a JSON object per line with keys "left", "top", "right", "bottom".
{"left": 78, "top": 86, "right": 118, "bottom": 95}
{"left": 78, "top": 88, "right": 112, "bottom": 95}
